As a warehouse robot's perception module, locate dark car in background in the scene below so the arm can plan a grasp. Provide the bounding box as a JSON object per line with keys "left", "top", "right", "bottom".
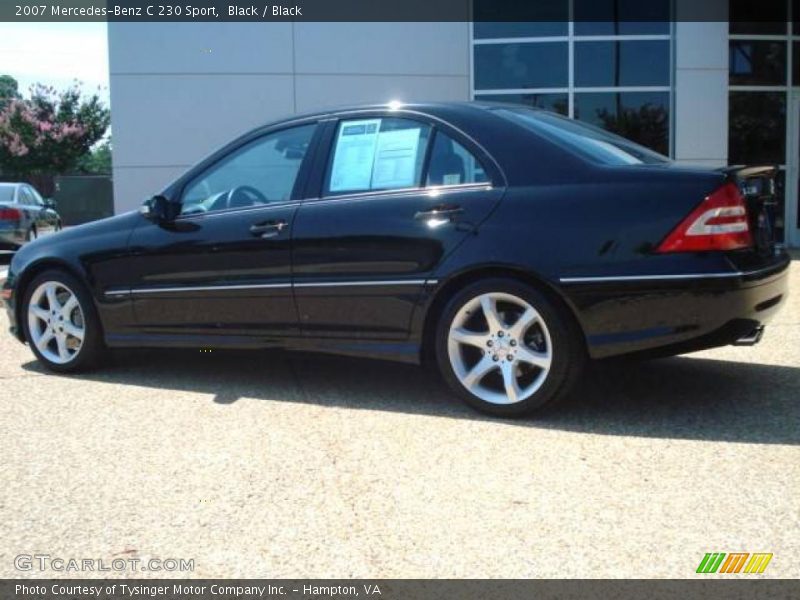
{"left": 0, "top": 102, "right": 790, "bottom": 417}
{"left": 0, "top": 182, "right": 62, "bottom": 253}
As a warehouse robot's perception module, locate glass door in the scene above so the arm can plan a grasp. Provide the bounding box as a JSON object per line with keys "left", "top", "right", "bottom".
{"left": 788, "top": 93, "right": 800, "bottom": 247}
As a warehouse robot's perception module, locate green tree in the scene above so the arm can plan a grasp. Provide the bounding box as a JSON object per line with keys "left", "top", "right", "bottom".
{"left": 0, "top": 82, "right": 110, "bottom": 179}
{"left": 595, "top": 103, "right": 669, "bottom": 156}
{"left": 76, "top": 137, "right": 112, "bottom": 174}
{"left": 0, "top": 75, "right": 19, "bottom": 109}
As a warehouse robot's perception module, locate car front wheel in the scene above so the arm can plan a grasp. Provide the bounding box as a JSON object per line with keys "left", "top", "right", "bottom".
{"left": 22, "top": 270, "right": 104, "bottom": 372}
{"left": 435, "top": 278, "right": 585, "bottom": 417}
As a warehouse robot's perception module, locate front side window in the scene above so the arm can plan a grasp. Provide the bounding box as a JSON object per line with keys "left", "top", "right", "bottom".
{"left": 426, "top": 132, "right": 488, "bottom": 186}
{"left": 326, "top": 118, "right": 431, "bottom": 194}
{"left": 27, "top": 187, "right": 44, "bottom": 205}
{"left": 181, "top": 123, "right": 316, "bottom": 216}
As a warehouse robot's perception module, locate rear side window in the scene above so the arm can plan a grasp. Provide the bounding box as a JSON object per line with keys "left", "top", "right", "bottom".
{"left": 18, "top": 187, "right": 32, "bottom": 204}
{"left": 326, "top": 118, "right": 431, "bottom": 194}
{"left": 426, "top": 132, "right": 488, "bottom": 186}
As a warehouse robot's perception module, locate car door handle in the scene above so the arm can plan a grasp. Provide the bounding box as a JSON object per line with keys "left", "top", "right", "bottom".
{"left": 250, "top": 220, "right": 288, "bottom": 238}
{"left": 414, "top": 204, "right": 464, "bottom": 222}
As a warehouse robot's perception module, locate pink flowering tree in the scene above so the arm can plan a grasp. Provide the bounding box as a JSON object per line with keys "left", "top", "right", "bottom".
{"left": 0, "top": 82, "right": 110, "bottom": 191}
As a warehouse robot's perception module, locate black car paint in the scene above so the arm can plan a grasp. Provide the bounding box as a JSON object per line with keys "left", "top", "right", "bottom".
{"left": 2, "top": 102, "right": 790, "bottom": 364}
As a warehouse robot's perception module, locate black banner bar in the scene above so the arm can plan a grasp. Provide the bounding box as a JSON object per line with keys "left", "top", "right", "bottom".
{"left": 0, "top": 0, "right": 793, "bottom": 23}
{"left": 2, "top": 580, "right": 800, "bottom": 600}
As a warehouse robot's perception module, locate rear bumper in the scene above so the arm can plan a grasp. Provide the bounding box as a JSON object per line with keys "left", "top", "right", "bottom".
{"left": 562, "top": 254, "right": 790, "bottom": 359}
{"left": 0, "top": 225, "right": 23, "bottom": 251}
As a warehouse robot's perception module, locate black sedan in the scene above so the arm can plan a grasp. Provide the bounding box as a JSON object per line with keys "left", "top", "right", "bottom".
{"left": 1, "top": 102, "right": 790, "bottom": 416}
{"left": 0, "top": 182, "right": 62, "bottom": 252}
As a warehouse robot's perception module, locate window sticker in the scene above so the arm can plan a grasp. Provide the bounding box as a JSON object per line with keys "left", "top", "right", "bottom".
{"left": 370, "top": 127, "right": 423, "bottom": 190}
{"left": 329, "top": 119, "right": 381, "bottom": 192}
{"left": 442, "top": 173, "right": 462, "bottom": 185}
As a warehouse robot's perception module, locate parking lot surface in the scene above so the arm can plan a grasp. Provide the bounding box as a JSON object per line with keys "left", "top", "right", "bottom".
{"left": 1, "top": 258, "right": 798, "bottom": 578}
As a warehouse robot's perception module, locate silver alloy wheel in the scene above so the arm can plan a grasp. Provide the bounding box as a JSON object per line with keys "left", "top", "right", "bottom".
{"left": 27, "top": 281, "right": 85, "bottom": 365}
{"left": 447, "top": 292, "right": 553, "bottom": 405}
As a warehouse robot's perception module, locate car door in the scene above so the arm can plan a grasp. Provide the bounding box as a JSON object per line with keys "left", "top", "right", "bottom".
{"left": 125, "top": 122, "right": 319, "bottom": 340}
{"left": 16, "top": 186, "right": 37, "bottom": 234}
{"left": 27, "top": 186, "right": 58, "bottom": 232}
{"left": 292, "top": 114, "right": 506, "bottom": 340}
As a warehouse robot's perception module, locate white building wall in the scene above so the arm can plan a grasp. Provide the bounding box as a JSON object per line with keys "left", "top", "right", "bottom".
{"left": 673, "top": 1, "right": 729, "bottom": 167}
{"left": 108, "top": 22, "right": 471, "bottom": 213}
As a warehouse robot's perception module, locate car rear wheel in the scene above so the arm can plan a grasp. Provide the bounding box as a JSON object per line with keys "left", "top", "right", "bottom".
{"left": 22, "top": 270, "right": 104, "bottom": 372}
{"left": 435, "top": 278, "right": 585, "bottom": 417}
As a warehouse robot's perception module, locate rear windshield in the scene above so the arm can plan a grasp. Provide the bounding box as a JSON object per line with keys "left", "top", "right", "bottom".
{"left": 0, "top": 186, "right": 15, "bottom": 202}
{"left": 495, "top": 107, "right": 670, "bottom": 166}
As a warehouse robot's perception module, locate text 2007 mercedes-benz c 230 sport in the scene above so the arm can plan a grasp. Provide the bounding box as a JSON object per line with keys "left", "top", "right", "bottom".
{"left": 1, "top": 102, "right": 790, "bottom": 417}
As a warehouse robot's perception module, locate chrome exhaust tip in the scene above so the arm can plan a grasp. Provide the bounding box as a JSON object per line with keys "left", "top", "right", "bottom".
{"left": 733, "top": 326, "right": 764, "bottom": 346}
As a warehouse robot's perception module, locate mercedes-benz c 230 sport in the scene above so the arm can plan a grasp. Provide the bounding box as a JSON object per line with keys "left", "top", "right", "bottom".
{"left": 2, "top": 102, "right": 789, "bottom": 416}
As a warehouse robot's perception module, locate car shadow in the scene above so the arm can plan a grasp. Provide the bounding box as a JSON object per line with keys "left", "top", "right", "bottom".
{"left": 21, "top": 348, "right": 800, "bottom": 446}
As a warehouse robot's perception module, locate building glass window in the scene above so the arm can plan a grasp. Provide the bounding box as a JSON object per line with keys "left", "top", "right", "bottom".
{"left": 471, "top": 0, "right": 672, "bottom": 155}
{"left": 728, "top": 0, "right": 794, "bottom": 243}
{"left": 473, "top": 0, "right": 569, "bottom": 38}
{"left": 474, "top": 22, "right": 568, "bottom": 39}
{"left": 475, "top": 93, "right": 569, "bottom": 115}
{"left": 573, "top": 0, "right": 670, "bottom": 35}
{"left": 729, "top": 0, "right": 787, "bottom": 34}
{"left": 729, "top": 41, "right": 787, "bottom": 85}
{"left": 774, "top": 169, "right": 786, "bottom": 235}
{"left": 575, "top": 40, "right": 670, "bottom": 87}
{"left": 574, "top": 92, "right": 670, "bottom": 155}
{"left": 474, "top": 43, "right": 568, "bottom": 89}
{"left": 728, "top": 93, "right": 787, "bottom": 164}
{"left": 794, "top": 0, "right": 800, "bottom": 34}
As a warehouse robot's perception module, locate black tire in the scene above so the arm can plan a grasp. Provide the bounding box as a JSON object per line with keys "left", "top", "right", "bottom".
{"left": 434, "top": 278, "right": 585, "bottom": 418}
{"left": 25, "top": 227, "right": 36, "bottom": 242}
{"left": 21, "top": 269, "right": 105, "bottom": 373}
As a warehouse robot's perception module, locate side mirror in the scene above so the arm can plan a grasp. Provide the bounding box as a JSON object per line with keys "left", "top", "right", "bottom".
{"left": 141, "top": 195, "right": 180, "bottom": 223}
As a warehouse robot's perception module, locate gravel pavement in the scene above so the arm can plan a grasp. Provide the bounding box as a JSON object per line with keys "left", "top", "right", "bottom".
{"left": 0, "top": 259, "right": 798, "bottom": 579}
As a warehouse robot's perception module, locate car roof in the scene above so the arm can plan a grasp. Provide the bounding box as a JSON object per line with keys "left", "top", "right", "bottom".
{"left": 265, "top": 100, "right": 503, "bottom": 126}
{"left": 164, "top": 100, "right": 591, "bottom": 197}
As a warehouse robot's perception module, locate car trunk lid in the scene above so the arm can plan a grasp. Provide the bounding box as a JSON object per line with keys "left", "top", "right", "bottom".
{"left": 719, "top": 165, "right": 779, "bottom": 255}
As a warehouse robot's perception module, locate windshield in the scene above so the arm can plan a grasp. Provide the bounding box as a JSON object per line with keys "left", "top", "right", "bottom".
{"left": 495, "top": 107, "right": 670, "bottom": 166}
{"left": 0, "top": 186, "right": 15, "bottom": 202}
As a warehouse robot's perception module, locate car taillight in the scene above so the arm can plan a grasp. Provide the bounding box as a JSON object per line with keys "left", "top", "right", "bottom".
{"left": 0, "top": 207, "right": 22, "bottom": 221}
{"left": 656, "top": 182, "right": 753, "bottom": 253}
